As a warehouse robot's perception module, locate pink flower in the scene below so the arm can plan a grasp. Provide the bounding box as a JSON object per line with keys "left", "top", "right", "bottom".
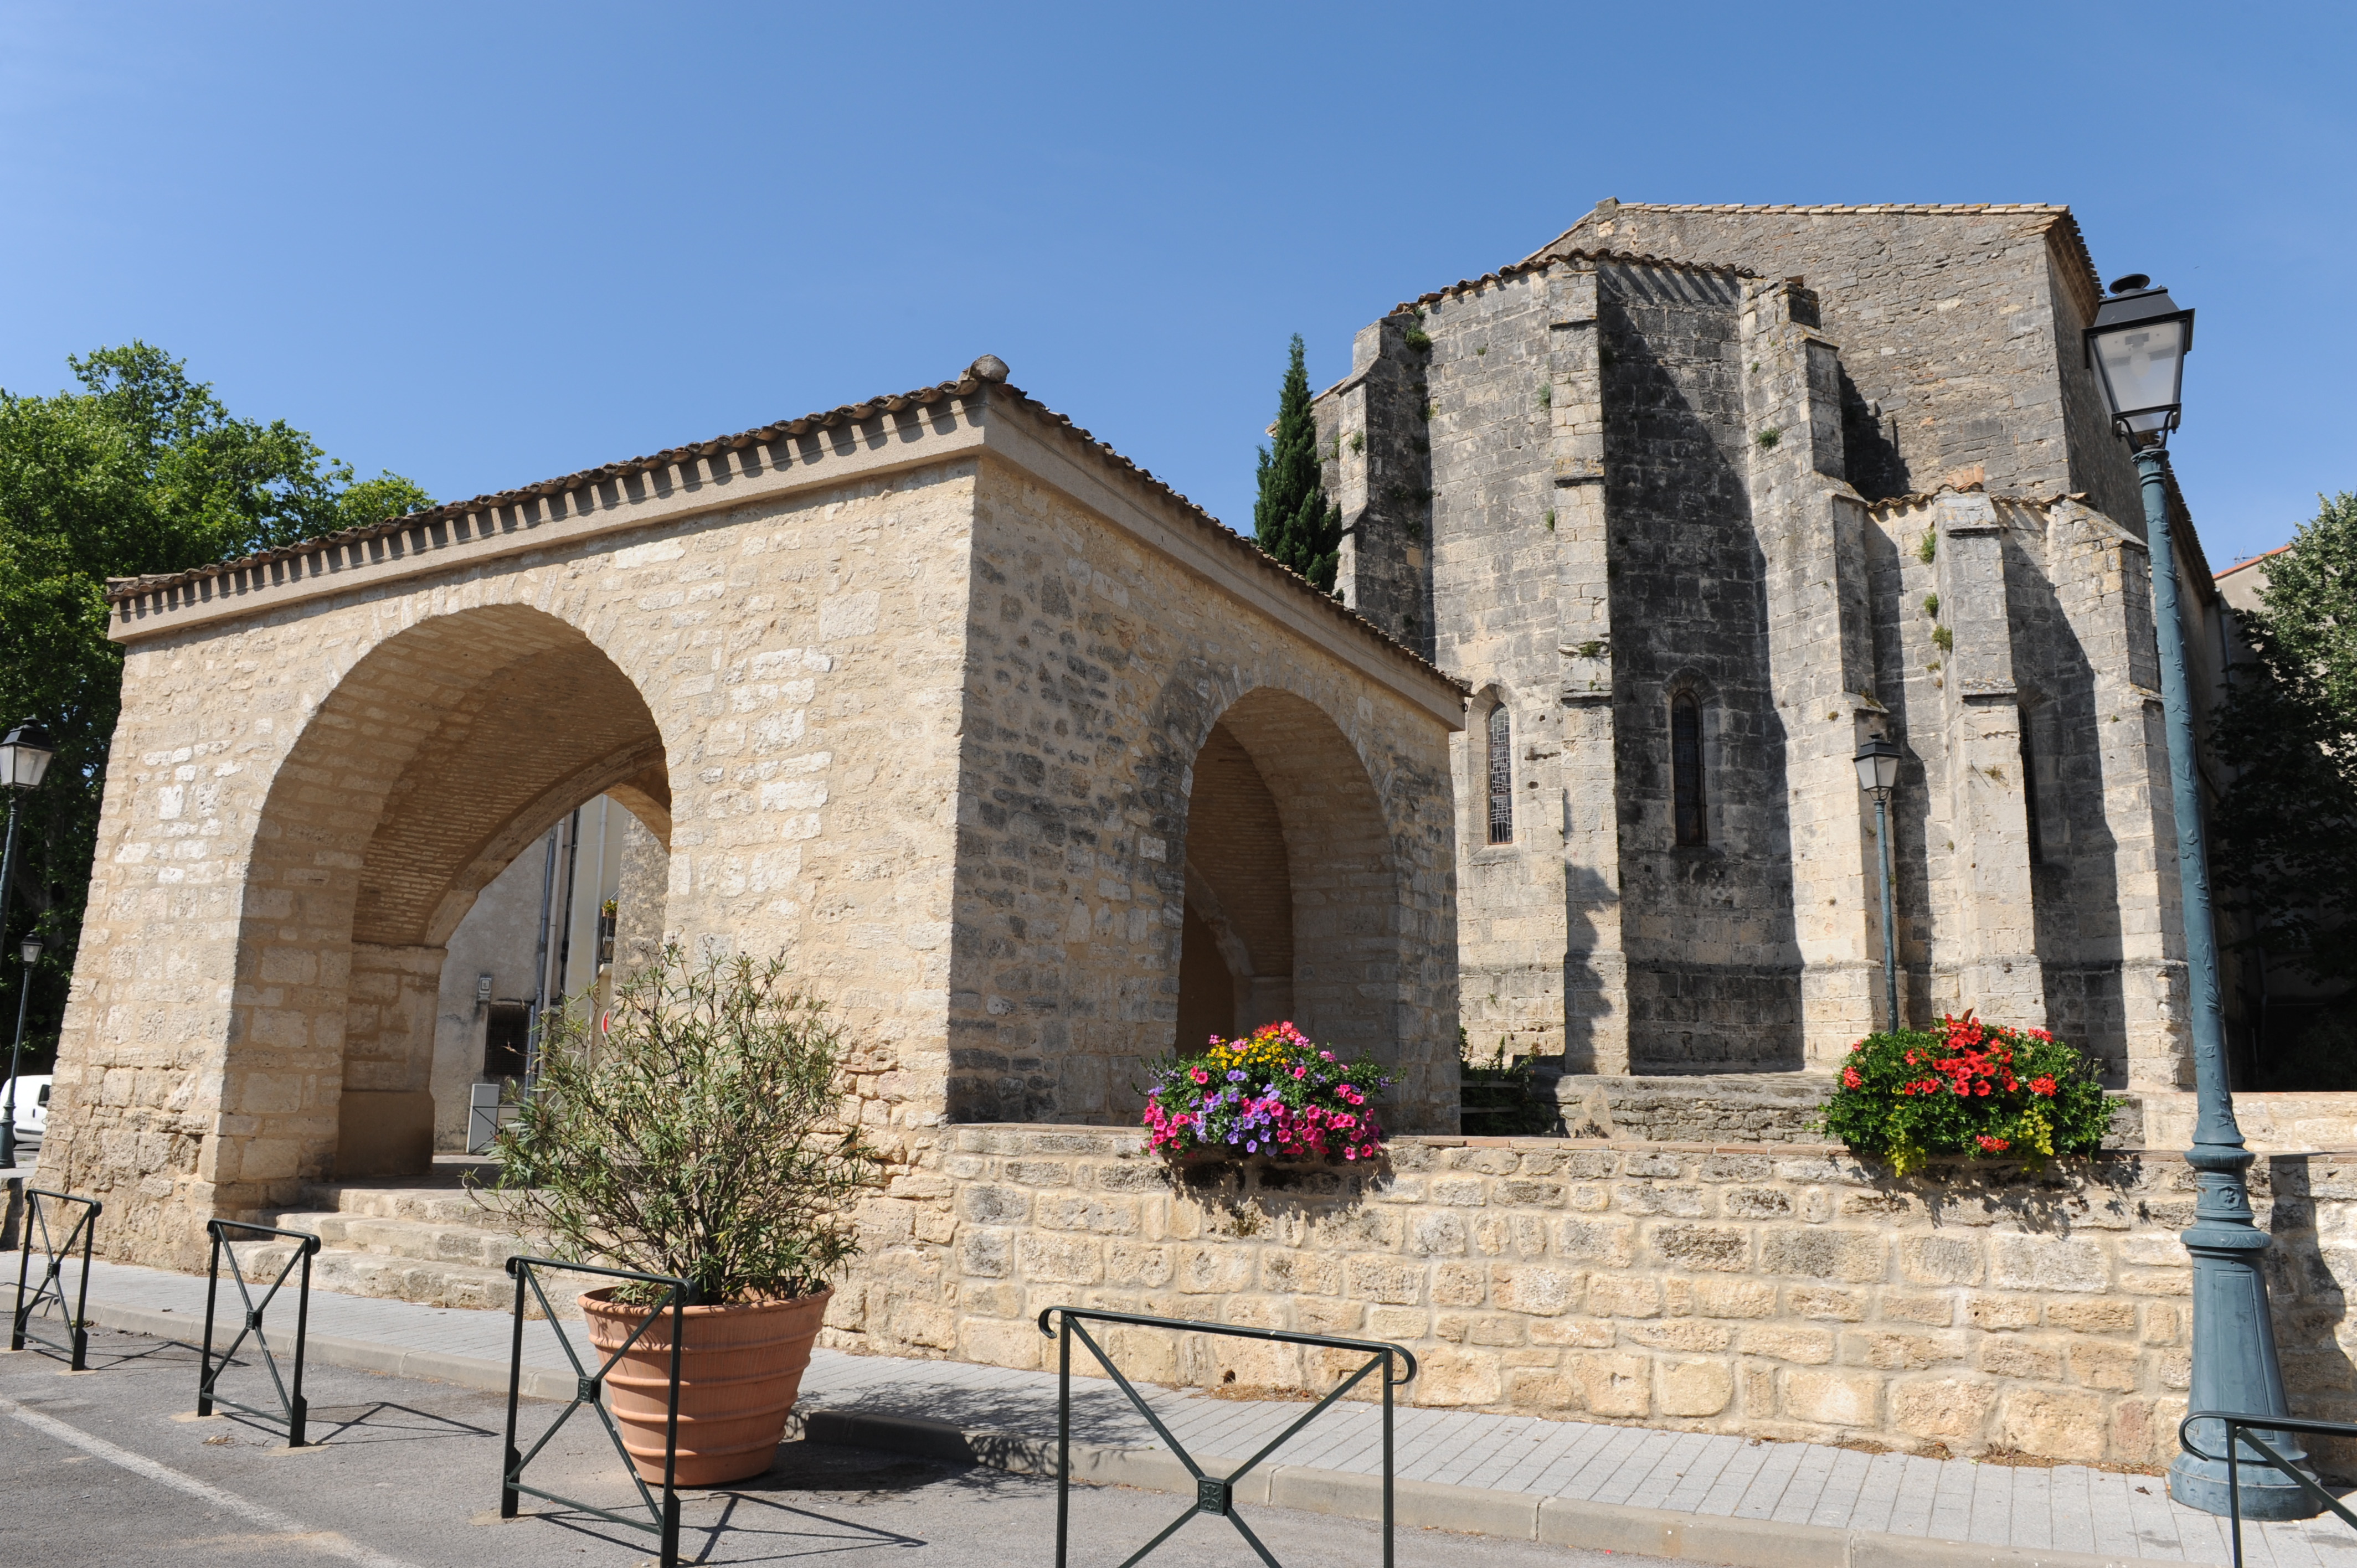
{"left": 1841, "top": 1066, "right": 1862, "bottom": 1089}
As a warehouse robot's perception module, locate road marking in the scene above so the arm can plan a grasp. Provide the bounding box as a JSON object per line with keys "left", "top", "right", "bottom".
{"left": 0, "top": 1394, "right": 420, "bottom": 1568}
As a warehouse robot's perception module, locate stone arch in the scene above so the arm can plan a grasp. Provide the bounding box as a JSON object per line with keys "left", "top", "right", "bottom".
{"left": 1171, "top": 685, "right": 1401, "bottom": 1065}
{"left": 225, "top": 602, "right": 668, "bottom": 1188}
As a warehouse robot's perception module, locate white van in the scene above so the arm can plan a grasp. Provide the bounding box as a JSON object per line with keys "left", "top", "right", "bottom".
{"left": 3, "top": 1074, "right": 49, "bottom": 1156}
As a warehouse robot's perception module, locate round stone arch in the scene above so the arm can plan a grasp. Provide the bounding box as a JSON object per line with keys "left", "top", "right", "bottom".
{"left": 224, "top": 602, "right": 670, "bottom": 1189}
{"left": 1167, "top": 682, "right": 1402, "bottom": 1068}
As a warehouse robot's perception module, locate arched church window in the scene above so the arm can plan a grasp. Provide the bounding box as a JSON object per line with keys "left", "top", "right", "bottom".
{"left": 1486, "top": 704, "right": 1513, "bottom": 844}
{"left": 1671, "top": 693, "right": 1706, "bottom": 846}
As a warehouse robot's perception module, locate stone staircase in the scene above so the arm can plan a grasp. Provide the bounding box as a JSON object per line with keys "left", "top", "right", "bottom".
{"left": 235, "top": 1156, "right": 575, "bottom": 1319}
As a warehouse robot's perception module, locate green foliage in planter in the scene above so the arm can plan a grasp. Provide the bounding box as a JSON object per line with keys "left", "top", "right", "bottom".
{"left": 480, "top": 951, "right": 877, "bottom": 1304}
{"left": 1818, "top": 1012, "right": 2115, "bottom": 1173}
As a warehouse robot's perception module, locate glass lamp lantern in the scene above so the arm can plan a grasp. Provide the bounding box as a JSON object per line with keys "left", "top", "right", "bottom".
{"left": 1854, "top": 735, "right": 1901, "bottom": 797}
{"left": 0, "top": 724, "right": 53, "bottom": 792}
{"left": 2085, "top": 274, "right": 2194, "bottom": 447}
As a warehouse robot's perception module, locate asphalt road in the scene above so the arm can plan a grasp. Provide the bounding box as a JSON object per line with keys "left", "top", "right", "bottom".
{"left": 3, "top": 1324, "right": 1619, "bottom": 1566}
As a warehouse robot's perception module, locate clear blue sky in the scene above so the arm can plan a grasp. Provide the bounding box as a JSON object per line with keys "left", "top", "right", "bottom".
{"left": 4, "top": 1, "right": 2349, "bottom": 569}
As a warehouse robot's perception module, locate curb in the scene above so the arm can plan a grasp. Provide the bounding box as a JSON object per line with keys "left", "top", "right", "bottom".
{"left": 74, "top": 1298, "right": 2171, "bottom": 1568}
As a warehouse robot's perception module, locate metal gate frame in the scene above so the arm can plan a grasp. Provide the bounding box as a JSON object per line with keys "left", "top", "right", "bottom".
{"left": 1037, "top": 1305, "right": 1418, "bottom": 1568}
{"left": 10, "top": 1187, "right": 98, "bottom": 1370}
{"left": 501, "top": 1255, "right": 691, "bottom": 1568}
{"left": 197, "top": 1219, "right": 321, "bottom": 1446}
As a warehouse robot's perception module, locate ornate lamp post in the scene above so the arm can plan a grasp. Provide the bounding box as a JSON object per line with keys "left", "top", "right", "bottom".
{"left": 2087, "top": 277, "right": 2314, "bottom": 1519}
{"left": 1854, "top": 736, "right": 1902, "bottom": 1032}
{"left": 0, "top": 720, "right": 53, "bottom": 1171}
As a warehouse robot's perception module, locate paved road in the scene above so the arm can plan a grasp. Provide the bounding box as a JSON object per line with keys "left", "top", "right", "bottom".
{"left": 3, "top": 1325, "right": 1619, "bottom": 1566}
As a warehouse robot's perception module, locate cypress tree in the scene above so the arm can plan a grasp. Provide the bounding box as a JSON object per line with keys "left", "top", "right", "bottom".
{"left": 1252, "top": 334, "right": 1341, "bottom": 594}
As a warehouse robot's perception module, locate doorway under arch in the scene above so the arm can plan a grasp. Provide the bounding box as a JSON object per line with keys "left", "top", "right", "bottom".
{"left": 226, "top": 603, "right": 669, "bottom": 1186}
{"left": 1173, "top": 687, "right": 1399, "bottom": 1064}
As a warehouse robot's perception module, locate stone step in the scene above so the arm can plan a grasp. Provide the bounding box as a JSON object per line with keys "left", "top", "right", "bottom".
{"left": 297, "top": 1181, "right": 522, "bottom": 1229}
{"left": 259, "top": 1209, "right": 528, "bottom": 1272}
{"left": 227, "top": 1238, "right": 576, "bottom": 1319}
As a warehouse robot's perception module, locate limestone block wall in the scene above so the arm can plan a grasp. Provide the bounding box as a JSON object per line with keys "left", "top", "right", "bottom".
{"left": 826, "top": 1125, "right": 2357, "bottom": 1471}
{"left": 944, "top": 456, "right": 1461, "bottom": 1131}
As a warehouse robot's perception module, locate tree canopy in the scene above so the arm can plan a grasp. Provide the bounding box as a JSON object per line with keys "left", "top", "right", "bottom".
{"left": 1252, "top": 334, "right": 1341, "bottom": 594}
{"left": 2213, "top": 491, "right": 2357, "bottom": 995}
{"left": 0, "top": 343, "right": 429, "bottom": 1064}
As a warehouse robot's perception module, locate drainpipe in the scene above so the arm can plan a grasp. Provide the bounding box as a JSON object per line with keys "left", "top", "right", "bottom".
{"left": 524, "top": 824, "right": 559, "bottom": 1086}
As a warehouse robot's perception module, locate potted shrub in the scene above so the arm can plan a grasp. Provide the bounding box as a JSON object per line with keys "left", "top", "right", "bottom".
{"left": 1819, "top": 1011, "right": 2117, "bottom": 1172}
{"left": 1142, "top": 1020, "right": 1392, "bottom": 1162}
{"left": 482, "top": 951, "right": 876, "bottom": 1487}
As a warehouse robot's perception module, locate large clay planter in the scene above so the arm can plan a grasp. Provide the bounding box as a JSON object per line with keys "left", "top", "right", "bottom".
{"left": 580, "top": 1286, "right": 830, "bottom": 1487}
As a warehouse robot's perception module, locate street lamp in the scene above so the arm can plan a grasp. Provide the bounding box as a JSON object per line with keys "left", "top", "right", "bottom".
{"left": 1854, "top": 736, "right": 1902, "bottom": 1033}
{"left": 0, "top": 720, "right": 52, "bottom": 1172}
{"left": 2087, "top": 278, "right": 2313, "bottom": 1519}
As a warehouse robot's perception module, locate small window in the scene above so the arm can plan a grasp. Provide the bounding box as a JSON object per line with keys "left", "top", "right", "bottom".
{"left": 1672, "top": 694, "right": 1707, "bottom": 846}
{"left": 2019, "top": 710, "right": 2044, "bottom": 864}
{"left": 1486, "top": 704, "right": 1513, "bottom": 844}
{"left": 483, "top": 1003, "right": 531, "bottom": 1079}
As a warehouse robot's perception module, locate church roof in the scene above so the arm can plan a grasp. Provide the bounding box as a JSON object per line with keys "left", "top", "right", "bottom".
{"left": 1388, "top": 246, "right": 1753, "bottom": 317}
{"left": 1530, "top": 201, "right": 2104, "bottom": 317}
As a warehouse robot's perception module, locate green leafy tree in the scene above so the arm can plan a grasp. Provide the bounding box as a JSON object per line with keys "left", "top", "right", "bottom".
{"left": 0, "top": 343, "right": 429, "bottom": 1062}
{"left": 1252, "top": 334, "right": 1341, "bottom": 594}
{"left": 2213, "top": 491, "right": 2357, "bottom": 993}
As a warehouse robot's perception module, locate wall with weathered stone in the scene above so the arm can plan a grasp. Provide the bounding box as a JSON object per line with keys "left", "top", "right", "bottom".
{"left": 944, "top": 454, "right": 1463, "bottom": 1132}
{"left": 826, "top": 1125, "right": 2357, "bottom": 1471}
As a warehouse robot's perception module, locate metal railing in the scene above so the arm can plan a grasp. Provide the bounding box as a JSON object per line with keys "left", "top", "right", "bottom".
{"left": 501, "top": 1256, "right": 691, "bottom": 1568}
{"left": 198, "top": 1220, "right": 320, "bottom": 1446}
{"left": 2180, "top": 1410, "right": 2357, "bottom": 1568}
{"left": 1037, "top": 1305, "right": 1418, "bottom": 1568}
{"left": 11, "top": 1188, "right": 98, "bottom": 1370}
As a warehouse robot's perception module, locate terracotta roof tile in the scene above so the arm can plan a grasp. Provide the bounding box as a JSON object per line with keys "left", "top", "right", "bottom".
{"left": 1388, "top": 246, "right": 1754, "bottom": 316}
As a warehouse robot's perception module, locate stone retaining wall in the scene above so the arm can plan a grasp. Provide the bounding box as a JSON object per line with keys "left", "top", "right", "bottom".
{"left": 831, "top": 1125, "right": 2357, "bottom": 1472}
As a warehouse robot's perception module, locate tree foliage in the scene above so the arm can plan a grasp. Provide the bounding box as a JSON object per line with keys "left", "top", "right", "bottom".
{"left": 1252, "top": 334, "right": 1341, "bottom": 594}
{"left": 0, "top": 343, "right": 428, "bottom": 1060}
{"left": 2213, "top": 492, "right": 2357, "bottom": 989}
{"left": 482, "top": 952, "right": 878, "bottom": 1304}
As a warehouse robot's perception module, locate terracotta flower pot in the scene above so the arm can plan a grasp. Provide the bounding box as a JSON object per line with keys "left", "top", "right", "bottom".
{"left": 579, "top": 1286, "right": 831, "bottom": 1487}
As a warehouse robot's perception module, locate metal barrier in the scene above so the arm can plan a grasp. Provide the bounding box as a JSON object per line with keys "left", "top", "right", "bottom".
{"left": 1037, "top": 1305, "right": 1419, "bottom": 1568}
{"left": 10, "top": 1188, "right": 98, "bottom": 1370}
{"left": 502, "top": 1256, "right": 691, "bottom": 1568}
{"left": 2180, "top": 1410, "right": 2357, "bottom": 1568}
{"left": 198, "top": 1220, "right": 321, "bottom": 1446}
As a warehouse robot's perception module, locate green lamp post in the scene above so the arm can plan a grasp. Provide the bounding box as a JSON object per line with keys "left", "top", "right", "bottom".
{"left": 0, "top": 720, "right": 54, "bottom": 1171}
{"left": 2086, "top": 277, "right": 2315, "bottom": 1519}
{"left": 1854, "top": 736, "right": 1902, "bottom": 1032}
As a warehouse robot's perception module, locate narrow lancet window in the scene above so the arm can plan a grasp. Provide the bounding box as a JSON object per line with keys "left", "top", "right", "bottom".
{"left": 2019, "top": 710, "right": 2044, "bottom": 864}
{"left": 1486, "top": 704, "right": 1513, "bottom": 844}
{"left": 1672, "top": 693, "right": 1707, "bottom": 846}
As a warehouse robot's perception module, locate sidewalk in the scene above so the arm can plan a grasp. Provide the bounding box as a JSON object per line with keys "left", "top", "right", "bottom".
{"left": 32, "top": 1256, "right": 2357, "bottom": 1568}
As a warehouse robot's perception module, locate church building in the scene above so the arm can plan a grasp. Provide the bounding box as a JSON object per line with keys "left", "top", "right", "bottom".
{"left": 1313, "top": 202, "right": 2240, "bottom": 1094}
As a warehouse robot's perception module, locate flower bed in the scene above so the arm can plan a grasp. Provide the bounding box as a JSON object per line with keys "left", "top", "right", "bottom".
{"left": 1141, "top": 1021, "right": 1391, "bottom": 1162}
{"left": 1818, "top": 1012, "right": 2116, "bottom": 1170}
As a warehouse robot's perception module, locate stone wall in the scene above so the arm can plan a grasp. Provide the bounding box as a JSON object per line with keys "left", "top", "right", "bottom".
{"left": 829, "top": 1124, "right": 2357, "bottom": 1471}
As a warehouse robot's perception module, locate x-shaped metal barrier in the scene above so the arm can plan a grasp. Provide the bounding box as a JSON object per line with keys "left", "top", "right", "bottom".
{"left": 502, "top": 1256, "right": 691, "bottom": 1568}
{"left": 11, "top": 1187, "right": 99, "bottom": 1369}
{"left": 2180, "top": 1409, "right": 2357, "bottom": 1568}
{"left": 1037, "top": 1306, "right": 1418, "bottom": 1568}
{"left": 198, "top": 1219, "right": 320, "bottom": 1446}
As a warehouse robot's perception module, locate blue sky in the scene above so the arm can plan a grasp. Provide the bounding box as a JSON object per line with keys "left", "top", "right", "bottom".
{"left": 3, "top": 2, "right": 2350, "bottom": 569}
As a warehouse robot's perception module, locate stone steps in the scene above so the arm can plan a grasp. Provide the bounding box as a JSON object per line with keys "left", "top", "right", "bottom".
{"left": 235, "top": 1160, "right": 575, "bottom": 1318}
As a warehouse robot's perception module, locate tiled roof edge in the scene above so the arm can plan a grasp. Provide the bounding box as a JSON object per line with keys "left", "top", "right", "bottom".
{"left": 106, "top": 365, "right": 1464, "bottom": 695}
{"left": 106, "top": 369, "right": 991, "bottom": 605}
{"left": 1388, "top": 247, "right": 1756, "bottom": 316}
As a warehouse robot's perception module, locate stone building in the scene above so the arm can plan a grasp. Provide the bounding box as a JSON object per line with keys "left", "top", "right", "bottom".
{"left": 43, "top": 358, "right": 1464, "bottom": 1264}
{"left": 1315, "top": 202, "right": 2242, "bottom": 1094}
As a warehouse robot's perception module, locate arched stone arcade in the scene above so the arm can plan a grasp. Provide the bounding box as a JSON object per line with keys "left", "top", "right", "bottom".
{"left": 229, "top": 603, "right": 670, "bottom": 1189}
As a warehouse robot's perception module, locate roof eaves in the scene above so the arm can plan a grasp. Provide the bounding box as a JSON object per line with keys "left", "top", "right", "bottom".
{"left": 1389, "top": 246, "right": 1754, "bottom": 317}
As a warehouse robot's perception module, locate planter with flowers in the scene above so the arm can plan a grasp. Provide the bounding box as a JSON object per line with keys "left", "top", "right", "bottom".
{"left": 1142, "top": 1021, "right": 1392, "bottom": 1163}
{"left": 1818, "top": 1011, "right": 2117, "bottom": 1172}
